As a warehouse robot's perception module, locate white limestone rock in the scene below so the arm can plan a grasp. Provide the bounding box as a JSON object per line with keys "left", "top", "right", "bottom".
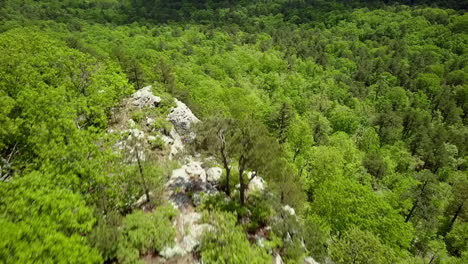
{"left": 248, "top": 174, "right": 265, "bottom": 193}
{"left": 256, "top": 236, "right": 266, "bottom": 248}
{"left": 160, "top": 245, "right": 185, "bottom": 259}
{"left": 113, "top": 129, "right": 146, "bottom": 162}
{"left": 128, "top": 128, "right": 145, "bottom": 140}
{"left": 145, "top": 117, "right": 155, "bottom": 127}
{"left": 275, "top": 254, "right": 284, "bottom": 264}
{"left": 303, "top": 257, "right": 320, "bottom": 264}
{"left": 161, "top": 135, "right": 174, "bottom": 145}
{"left": 167, "top": 99, "right": 200, "bottom": 138}
{"left": 128, "top": 119, "right": 136, "bottom": 127}
{"left": 168, "top": 127, "right": 184, "bottom": 159}
{"left": 160, "top": 212, "right": 213, "bottom": 258}
{"left": 131, "top": 86, "right": 161, "bottom": 108}
{"left": 206, "top": 167, "right": 223, "bottom": 184}
{"left": 178, "top": 212, "right": 212, "bottom": 252}
{"left": 185, "top": 161, "right": 207, "bottom": 183}
{"left": 134, "top": 192, "right": 154, "bottom": 208}
{"left": 283, "top": 205, "right": 296, "bottom": 216}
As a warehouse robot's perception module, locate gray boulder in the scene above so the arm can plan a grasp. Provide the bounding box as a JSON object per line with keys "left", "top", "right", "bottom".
{"left": 247, "top": 174, "right": 266, "bottom": 194}
{"left": 167, "top": 99, "right": 200, "bottom": 138}
{"left": 131, "top": 86, "right": 161, "bottom": 108}
{"left": 160, "top": 245, "right": 185, "bottom": 259}
{"left": 184, "top": 161, "right": 207, "bottom": 183}
{"left": 206, "top": 167, "right": 223, "bottom": 184}
{"left": 304, "top": 257, "right": 320, "bottom": 264}
{"left": 283, "top": 205, "right": 296, "bottom": 216}
{"left": 145, "top": 117, "right": 155, "bottom": 127}
{"left": 133, "top": 192, "right": 154, "bottom": 208}
{"left": 275, "top": 254, "right": 284, "bottom": 264}
{"left": 168, "top": 127, "right": 184, "bottom": 159}
{"left": 160, "top": 211, "right": 213, "bottom": 259}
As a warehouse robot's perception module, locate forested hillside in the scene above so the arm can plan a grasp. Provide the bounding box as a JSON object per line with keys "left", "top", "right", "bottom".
{"left": 0, "top": 0, "right": 467, "bottom": 263}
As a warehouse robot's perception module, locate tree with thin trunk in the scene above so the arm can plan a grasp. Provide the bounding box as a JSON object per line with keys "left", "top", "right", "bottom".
{"left": 196, "top": 117, "right": 285, "bottom": 206}
{"left": 230, "top": 118, "right": 275, "bottom": 205}
{"left": 439, "top": 173, "right": 468, "bottom": 237}
{"left": 195, "top": 117, "right": 235, "bottom": 196}
{"left": 135, "top": 145, "right": 150, "bottom": 204}
{"left": 404, "top": 170, "right": 440, "bottom": 223}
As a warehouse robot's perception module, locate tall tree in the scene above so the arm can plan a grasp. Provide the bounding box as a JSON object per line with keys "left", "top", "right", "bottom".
{"left": 196, "top": 117, "right": 235, "bottom": 196}
{"left": 268, "top": 102, "right": 293, "bottom": 144}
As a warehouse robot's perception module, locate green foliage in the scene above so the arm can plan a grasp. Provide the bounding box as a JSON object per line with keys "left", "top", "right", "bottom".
{"left": 269, "top": 207, "right": 308, "bottom": 263}
{"left": 200, "top": 211, "right": 271, "bottom": 264}
{"left": 311, "top": 178, "right": 414, "bottom": 250}
{"left": 199, "top": 192, "right": 273, "bottom": 233}
{"left": 0, "top": 0, "right": 467, "bottom": 262}
{"left": 148, "top": 136, "right": 165, "bottom": 150}
{"left": 88, "top": 211, "right": 122, "bottom": 261}
{"left": 330, "top": 227, "right": 397, "bottom": 264}
{"left": 113, "top": 162, "right": 166, "bottom": 212}
{"left": 0, "top": 218, "right": 102, "bottom": 264}
{"left": 117, "top": 206, "right": 177, "bottom": 264}
{"left": 0, "top": 172, "right": 101, "bottom": 263}
{"left": 302, "top": 214, "right": 331, "bottom": 261}
{"left": 150, "top": 119, "right": 172, "bottom": 135}
{"left": 131, "top": 110, "right": 145, "bottom": 123}
{"left": 446, "top": 222, "right": 468, "bottom": 257}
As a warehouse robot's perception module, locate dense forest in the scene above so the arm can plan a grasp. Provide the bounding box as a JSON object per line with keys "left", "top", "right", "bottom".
{"left": 0, "top": 0, "right": 467, "bottom": 263}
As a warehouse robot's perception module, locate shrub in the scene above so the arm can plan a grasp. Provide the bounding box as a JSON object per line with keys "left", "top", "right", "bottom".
{"left": 131, "top": 110, "right": 145, "bottom": 123}
{"left": 244, "top": 193, "right": 274, "bottom": 233}
{"left": 200, "top": 211, "right": 271, "bottom": 264}
{"left": 199, "top": 190, "right": 273, "bottom": 233}
{"left": 116, "top": 206, "right": 177, "bottom": 264}
{"left": 270, "top": 206, "right": 307, "bottom": 263}
{"left": 88, "top": 211, "right": 122, "bottom": 261}
{"left": 148, "top": 136, "right": 165, "bottom": 150}
{"left": 302, "top": 214, "right": 331, "bottom": 262}
{"left": 330, "top": 227, "right": 397, "bottom": 264}
{"left": 151, "top": 119, "right": 172, "bottom": 135}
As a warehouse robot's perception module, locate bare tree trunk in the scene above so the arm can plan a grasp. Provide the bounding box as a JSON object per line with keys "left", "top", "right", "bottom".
{"left": 428, "top": 254, "right": 436, "bottom": 264}
{"left": 135, "top": 146, "right": 150, "bottom": 204}
{"left": 218, "top": 129, "right": 231, "bottom": 196}
{"left": 239, "top": 169, "right": 245, "bottom": 206}
{"left": 299, "top": 160, "right": 309, "bottom": 178}
{"left": 1, "top": 142, "right": 18, "bottom": 181}
{"left": 222, "top": 155, "right": 231, "bottom": 196}
{"left": 238, "top": 156, "right": 246, "bottom": 206}
{"left": 405, "top": 201, "right": 418, "bottom": 223}
{"left": 406, "top": 179, "right": 429, "bottom": 222}
{"left": 248, "top": 171, "right": 257, "bottom": 183}
{"left": 446, "top": 202, "right": 464, "bottom": 234}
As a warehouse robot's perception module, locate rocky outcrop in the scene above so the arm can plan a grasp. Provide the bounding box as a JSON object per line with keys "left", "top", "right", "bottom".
{"left": 160, "top": 211, "right": 213, "bottom": 259}
{"left": 112, "top": 85, "right": 315, "bottom": 263}
{"left": 131, "top": 86, "right": 161, "bottom": 108}
{"left": 134, "top": 191, "right": 154, "bottom": 208}
{"left": 206, "top": 167, "right": 223, "bottom": 184}
{"left": 168, "top": 127, "right": 184, "bottom": 159}
{"left": 184, "top": 161, "right": 207, "bottom": 183}
{"left": 303, "top": 256, "right": 320, "bottom": 264}
{"left": 0, "top": 157, "right": 12, "bottom": 182}
{"left": 165, "top": 160, "right": 217, "bottom": 211}
{"left": 275, "top": 254, "right": 284, "bottom": 264}
{"left": 167, "top": 99, "right": 200, "bottom": 140}
{"left": 161, "top": 159, "right": 218, "bottom": 260}
{"left": 283, "top": 205, "right": 296, "bottom": 216}
{"left": 247, "top": 174, "right": 266, "bottom": 194}
{"left": 114, "top": 128, "right": 146, "bottom": 162}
